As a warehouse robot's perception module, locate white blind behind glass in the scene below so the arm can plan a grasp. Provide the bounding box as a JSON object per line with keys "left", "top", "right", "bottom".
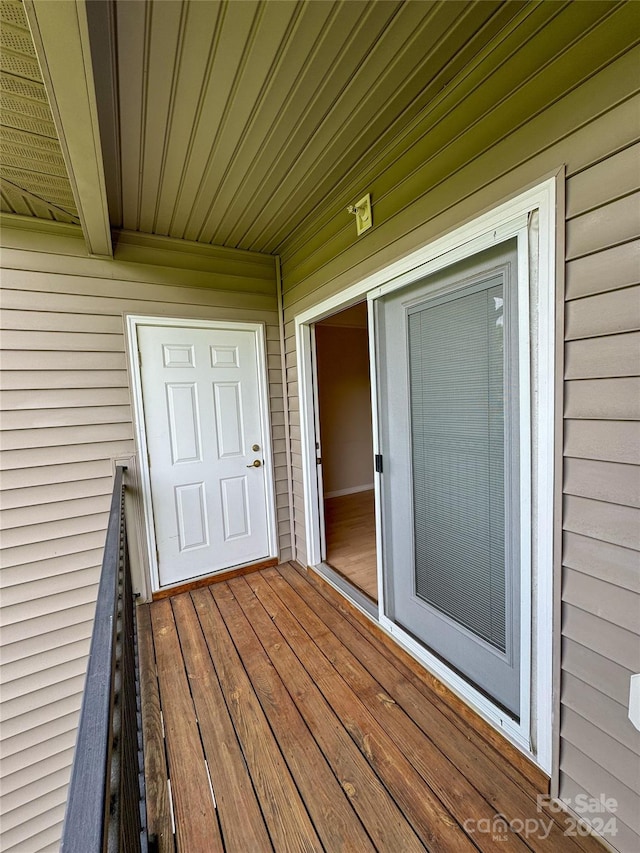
{"left": 408, "top": 278, "right": 506, "bottom": 651}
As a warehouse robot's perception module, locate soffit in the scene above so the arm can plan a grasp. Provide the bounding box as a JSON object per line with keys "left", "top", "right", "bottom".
{"left": 105, "top": 0, "right": 522, "bottom": 254}
{"left": 0, "top": 0, "right": 79, "bottom": 224}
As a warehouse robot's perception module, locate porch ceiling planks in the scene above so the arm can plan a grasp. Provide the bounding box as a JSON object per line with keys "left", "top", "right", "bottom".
{"left": 104, "top": 0, "right": 521, "bottom": 251}
{"left": 139, "top": 563, "right": 608, "bottom": 853}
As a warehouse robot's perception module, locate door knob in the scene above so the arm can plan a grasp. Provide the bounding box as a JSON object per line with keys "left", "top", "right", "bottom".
{"left": 246, "top": 459, "right": 262, "bottom": 468}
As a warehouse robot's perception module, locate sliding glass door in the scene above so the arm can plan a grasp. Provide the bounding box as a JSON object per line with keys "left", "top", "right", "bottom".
{"left": 376, "top": 239, "right": 523, "bottom": 717}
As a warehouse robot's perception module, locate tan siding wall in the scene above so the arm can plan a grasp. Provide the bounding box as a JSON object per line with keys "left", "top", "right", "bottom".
{"left": 561, "top": 137, "right": 640, "bottom": 851}
{"left": 278, "top": 4, "right": 639, "bottom": 850}
{"left": 0, "top": 238, "right": 287, "bottom": 853}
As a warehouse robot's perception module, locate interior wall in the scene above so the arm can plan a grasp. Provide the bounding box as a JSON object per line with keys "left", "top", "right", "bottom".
{"left": 315, "top": 321, "right": 373, "bottom": 497}
{"left": 0, "top": 228, "right": 289, "bottom": 853}
{"left": 278, "top": 6, "right": 639, "bottom": 851}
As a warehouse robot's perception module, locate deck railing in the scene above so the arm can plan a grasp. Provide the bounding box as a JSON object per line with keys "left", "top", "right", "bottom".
{"left": 61, "top": 465, "right": 148, "bottom": 852}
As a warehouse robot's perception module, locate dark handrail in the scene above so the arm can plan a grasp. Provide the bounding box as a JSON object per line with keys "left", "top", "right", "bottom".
{"left": 61, "top": 465, "right": 147, "bottom": 852}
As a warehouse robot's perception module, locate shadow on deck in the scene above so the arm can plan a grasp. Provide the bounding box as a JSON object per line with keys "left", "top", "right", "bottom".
{"left": 138, "top": 562, "right": 603, "bottom": 852}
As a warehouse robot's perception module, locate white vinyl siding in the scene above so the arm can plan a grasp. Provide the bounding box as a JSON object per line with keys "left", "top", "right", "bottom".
{"left": 0, "top": 235, "right": 286, "bottom": 853}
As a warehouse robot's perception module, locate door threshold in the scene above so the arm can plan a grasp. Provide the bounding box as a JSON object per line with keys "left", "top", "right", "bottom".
{"left": 152, "top": 557, "right": 279, "bottom": 601}
{"left": 310, "top": 562, "right": 378, "bottom": 618}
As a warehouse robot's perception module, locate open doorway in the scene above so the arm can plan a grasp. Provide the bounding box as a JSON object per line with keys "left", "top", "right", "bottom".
{"left": 314, "top": 303, "right": 377, "bottom": 601}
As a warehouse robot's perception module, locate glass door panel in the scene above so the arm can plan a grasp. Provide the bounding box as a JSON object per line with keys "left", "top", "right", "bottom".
{"left": 376, "top": 239, "right": 521, "bottom": 717}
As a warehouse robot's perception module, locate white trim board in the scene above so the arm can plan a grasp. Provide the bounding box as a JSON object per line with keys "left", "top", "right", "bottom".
{"left": 295, "top": 178, "right": 556, "bottom": 774}
{"left": 24, "top": 0, "right": 112, "bottom": 257}
{"left": 126, "top": 315, "right": 279, "bottom": 594}
{"left": 324, "top": 484, "right": 375, "bottom": 499}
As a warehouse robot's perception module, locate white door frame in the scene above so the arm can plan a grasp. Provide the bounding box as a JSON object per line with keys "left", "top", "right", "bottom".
{"left": 295, "top": 178, "right": 556, "bottom": 773}
{"left": 127, "top": 315, "right": 279, "bottom": 593}
{"left": 310, "top": 329, "right": 328, "bottom": 561}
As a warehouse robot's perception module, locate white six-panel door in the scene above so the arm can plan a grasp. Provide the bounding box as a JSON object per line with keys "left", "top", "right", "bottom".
{"left": 136, "top": 323, "right": 272, "bottom": 588}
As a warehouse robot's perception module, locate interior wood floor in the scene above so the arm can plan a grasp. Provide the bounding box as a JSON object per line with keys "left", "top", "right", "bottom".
{"left": 324, "top": 489, "right": 377, "bottom": 600}
{"left": 138, "top": 563, "right": 605, "bottom": 853}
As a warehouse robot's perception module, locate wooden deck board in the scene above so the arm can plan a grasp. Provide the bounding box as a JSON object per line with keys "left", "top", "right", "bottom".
{"left": 261, "top": 567, "right": 531, "bottom": 853}
{"left": 140, "top": 563, "right": 607, "bottom": 853}
{"left": 192, "top": 586, "right": 322, "bottom": 852}
{"left": 214, "top": 580, "right": 378, "bottom": 853}
{"left": 226, "top": 575, "right": 423, "bottom": 852}
{"left": 150, "top": 599, "right": 223, "bottom": 852}
{"left": 279, "top": 566, "right": 563, "bottom": 843}
{"left": 248, "top": 570, "right": 479, "bottom": 852}
{"left": 171, "top": 593, "right": 272, "bottom": 852}
{"left": 137, "top": 604, "right": 175, "bottom": 853}
{"left": 276, "top": 564, "right": 605, "bottom": 853}
{"left": 291, "top": 559, "right": 548, "bottom": 794}
{"left": 284, "top": 563, "right": 605, "bottom": 853}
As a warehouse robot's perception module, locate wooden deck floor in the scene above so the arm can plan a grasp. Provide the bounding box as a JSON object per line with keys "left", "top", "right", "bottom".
{"left": 138, "top": 563, "right": 604, "bottom": 853}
